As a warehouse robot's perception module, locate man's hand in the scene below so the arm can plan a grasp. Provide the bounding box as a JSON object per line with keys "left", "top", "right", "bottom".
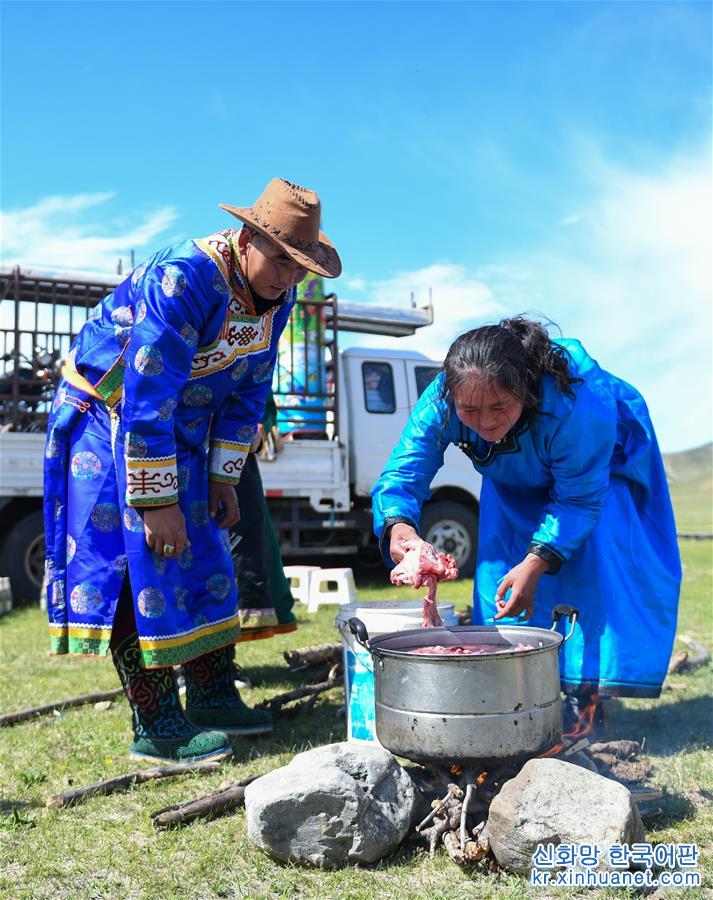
{"left": 389, "top": 523, "right": 423, "bottom": 564}
{"left": 493, "top": 553, "right": 550, "bottom": 620}
{"left": 209, "top": 481, "right": 240, "bottom": 529}
{"left": 143, "top": 504, "right": 190, "bottom": 557}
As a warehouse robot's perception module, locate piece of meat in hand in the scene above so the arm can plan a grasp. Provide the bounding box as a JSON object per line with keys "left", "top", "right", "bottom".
{"left": 390, "top": 539, "right": 459, "bottom": 627}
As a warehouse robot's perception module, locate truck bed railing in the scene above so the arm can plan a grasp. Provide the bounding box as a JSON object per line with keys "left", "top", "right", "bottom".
{"left": 0, "top": 267, "right": 338, "bottom": 436}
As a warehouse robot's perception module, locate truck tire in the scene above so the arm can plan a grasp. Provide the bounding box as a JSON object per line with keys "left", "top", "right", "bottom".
{"left": 1, "top": 510, "right": 45, "bottom": 605}
{"left": 421, "top": 500, "right": 478, "bottom": 578}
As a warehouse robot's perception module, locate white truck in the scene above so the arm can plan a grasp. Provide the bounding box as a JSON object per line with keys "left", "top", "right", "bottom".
{"left": 0, "top": 266, "right": 481, "bottom": 602}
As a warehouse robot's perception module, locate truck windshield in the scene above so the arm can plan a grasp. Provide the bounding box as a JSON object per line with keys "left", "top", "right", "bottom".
{"left": 415, "top": 365, "right": 440, "bottom": 398}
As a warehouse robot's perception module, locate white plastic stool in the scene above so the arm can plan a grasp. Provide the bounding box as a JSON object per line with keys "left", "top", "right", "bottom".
{"left": 307, "top": 567, "right": 357, "bottom": 613}
{"left": 283, "top": 565, "right": 320, "bottom": 606}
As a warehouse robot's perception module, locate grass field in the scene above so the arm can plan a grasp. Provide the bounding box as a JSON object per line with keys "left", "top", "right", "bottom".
{"left": 1, "top": 543, "right": 711, "bottom": 899}
{"left": 664, "top": 443, "right": 713, "bottom": 533}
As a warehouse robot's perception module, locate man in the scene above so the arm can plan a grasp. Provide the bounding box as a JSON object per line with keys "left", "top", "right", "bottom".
{"left": 43, "top": 179, "right": 342, "bottom": 763}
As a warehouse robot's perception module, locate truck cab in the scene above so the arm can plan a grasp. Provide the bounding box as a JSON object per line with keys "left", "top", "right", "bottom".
{"left": 0, "top": 265, "right": 481, "bottom": 603}
{"left": 341, "top": 347, "right": 481, "bottom": 573}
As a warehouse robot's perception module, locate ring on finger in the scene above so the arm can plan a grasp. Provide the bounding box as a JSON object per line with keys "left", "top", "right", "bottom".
{"left": 163, "top": 543, "right": 176, "bottom": 556}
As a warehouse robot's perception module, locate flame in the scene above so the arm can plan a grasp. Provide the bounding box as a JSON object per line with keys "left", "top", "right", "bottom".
{"left": 449, "top": 764, "right": 463, "bottom": 776}
{"left": 538, "top": 693, "right": 599, "bottom": 759}
{"left": 476, "top": 771, "right": 488, "bottom": 785}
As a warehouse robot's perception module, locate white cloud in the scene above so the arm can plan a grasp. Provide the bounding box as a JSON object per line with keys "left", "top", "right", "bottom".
{"left": 345, "top": 276, "right": 367, "bottom": 291}
{"left": 484, "top": 148, "right": 712, "bottom": 452}
{"left": 343, "top": 146, "right": 711, "bottom": 453}
{"left": 0, "top": 193, "right": 178, "bottom": 273}
{"left": 341, "top": 263, "right": 505, "bottom": 359}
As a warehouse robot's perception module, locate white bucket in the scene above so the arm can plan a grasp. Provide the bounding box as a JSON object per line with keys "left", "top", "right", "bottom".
{"left": 336, "top": 600, "right": 459, "bottom": 745}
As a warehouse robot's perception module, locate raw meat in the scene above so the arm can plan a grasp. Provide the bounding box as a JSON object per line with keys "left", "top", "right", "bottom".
{"left": 407, "top": 642, "right": 535, "bottom": 656}
{"left": 390, "top": 539, "right": 459, "bottom": 627}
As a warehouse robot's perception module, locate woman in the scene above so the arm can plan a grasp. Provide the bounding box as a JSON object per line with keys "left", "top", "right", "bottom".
{"left": 372, "top": 317, "right": 680, "bottom": 713}
{"left": 44, "top": 178, "right": 341, "bottom": 763}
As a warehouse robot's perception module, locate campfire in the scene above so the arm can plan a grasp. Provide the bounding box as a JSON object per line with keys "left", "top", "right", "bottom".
{"left": 408, "top": 693, "right": 642, "bottom": 868}
{"left": 411, "top": 762, "right": 520, "bottom": 865}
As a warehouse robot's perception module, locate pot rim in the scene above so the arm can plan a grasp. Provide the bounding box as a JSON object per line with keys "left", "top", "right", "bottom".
{"left": 365, "top": 623, "right": 563, "bottom": 660}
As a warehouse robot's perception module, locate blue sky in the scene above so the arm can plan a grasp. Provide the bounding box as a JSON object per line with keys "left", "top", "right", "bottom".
{"left": 1, "top": 0, "right": 711, "bottom": 451}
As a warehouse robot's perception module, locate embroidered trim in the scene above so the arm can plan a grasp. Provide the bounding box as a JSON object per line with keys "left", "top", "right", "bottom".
{"left": 95, "top": 356, "right": 127, "bottom": 408}
{"left": 126, "top": 455, "right": 179, "bottom": 506}
{"left": 192, "top": 231, "right": 280, "bottom": 377}
{"left": 190, "top": 307, "right": 277, "bottom": 378}
{"left": 138, "top": 614, "right": 241, "bottom": 668}
{"left": 456, "top": 417, "right": 529, "bottom": 467}
{"left": 208, "top": 440, "right": 250, "bottom": 484}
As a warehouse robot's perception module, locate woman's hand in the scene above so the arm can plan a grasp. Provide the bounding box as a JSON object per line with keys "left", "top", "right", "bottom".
{"left": 144, "top": 504, "right": 190, "bottom": 558}
{"left": 389, "top": 523, "right": 422, "bottom": 564}
{"left": 209, "top": 481, "right": 240, "bottom": 529}
{"left": 493, "top": 553, "right": 550, "bottom": 620}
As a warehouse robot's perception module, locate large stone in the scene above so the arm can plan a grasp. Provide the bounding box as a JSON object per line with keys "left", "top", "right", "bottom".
{"left": 244, "top": 742, "right": 417, "bottom": 868}
{"left": 485, "top": 758, "right": 645, "bottom": 874}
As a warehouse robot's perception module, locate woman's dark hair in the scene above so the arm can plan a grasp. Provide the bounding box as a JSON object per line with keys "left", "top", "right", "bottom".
{"left": 440, "top": 316, "right": 582, "bottom": 414}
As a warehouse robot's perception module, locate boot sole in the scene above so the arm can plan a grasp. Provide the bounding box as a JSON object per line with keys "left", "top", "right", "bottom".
{"left": 129, "top": 746, "right": 233, "bottom": 764}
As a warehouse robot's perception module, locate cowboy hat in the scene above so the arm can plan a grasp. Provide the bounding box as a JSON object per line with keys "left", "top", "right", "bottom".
{"left": 220, "top": 178, "right": 342, "bottom": 279}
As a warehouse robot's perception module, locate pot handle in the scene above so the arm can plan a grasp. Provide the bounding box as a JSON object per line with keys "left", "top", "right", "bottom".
{"left": 550, "top": 604, "right": 579, "bottom": 643}
{"left": 348, "top": 617, "right": 372, "bottom": 653}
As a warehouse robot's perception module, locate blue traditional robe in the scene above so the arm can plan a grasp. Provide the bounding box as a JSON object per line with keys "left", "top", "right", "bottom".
{"left": 44, "top": 230, "right": 295, "bottom": 667}
{"left": 372, "top": 339, "right": 681, "bottom": 698}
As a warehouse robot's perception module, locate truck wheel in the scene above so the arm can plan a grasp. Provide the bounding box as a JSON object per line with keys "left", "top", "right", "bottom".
{"left": 421, "top": 500, "right": 478, "bottom": 577}
{"left": 1, "top": 510, "right": 45, "bottom": 605}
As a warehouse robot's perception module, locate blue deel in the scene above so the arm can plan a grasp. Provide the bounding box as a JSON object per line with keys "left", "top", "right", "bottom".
{"left": 371, "top": 339, "right": 681, "bottom": 698}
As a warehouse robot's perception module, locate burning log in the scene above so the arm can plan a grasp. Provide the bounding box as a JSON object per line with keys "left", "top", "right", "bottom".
{"left": 46, "top": 761, "right": 223, "bottom": 808}
{"left": 283, "top": 643, "right": 342, "bottom": 672}
{"left": 151, "top": 774, "right": 260, "bottom": 827}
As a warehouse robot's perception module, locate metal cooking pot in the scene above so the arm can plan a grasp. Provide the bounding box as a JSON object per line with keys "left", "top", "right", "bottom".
{"left": 347, "top": 605, "right": 579, "bottom": 766}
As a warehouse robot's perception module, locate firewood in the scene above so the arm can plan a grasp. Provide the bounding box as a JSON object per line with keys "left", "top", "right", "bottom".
{"left": 677, "top": 636, "right": 711, "bottom": 670}
{"left": 46, "top": 761, "right": 222, "bottom": 808}
{"left": 588, "top": 740, "right": 641, "bottom": 759}
{"left": 425, "top": 818, "right": 450, "bottom": 856}
{"left": 460, "top": 783, "right": 475, "bottom": 852}
{"left": 151, "top": 774, "right": 260, "bottom": 827}
{"left": 416, "top": 786, "right": 455, "bottom": 831}
{"left": 630, "top": 788, "right": 664, "bottom": 804}
{"left": 464, "top": 840, "right": 489, "bottom": 863}
{"left": 283, "top": 643, "right": 342, "bottom": 672}
{"left": 668, "top": 636, "right": 710, "bottom": 674}
{"left": 443, "top": 829, "right": 465, "bottom": 865}
{"left": 668, "top": 651, "right": 690, "bottom": 675}
{"left": 257, "top": 665, "right": 342, "bottom": 715}
{"left": 1, "top": 687, "right": 124, "bottom": 727}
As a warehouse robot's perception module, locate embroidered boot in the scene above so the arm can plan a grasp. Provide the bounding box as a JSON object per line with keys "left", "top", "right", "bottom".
{"left": 183, "top": 644, "right": 273, "bottom": 736}
{"left": 112, "top": 633, "right": 233, "bottom": 763}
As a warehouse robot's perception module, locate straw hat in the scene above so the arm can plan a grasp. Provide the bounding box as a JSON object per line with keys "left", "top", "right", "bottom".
{"left": 220, "top": 178, "right": 342, "bottom": 279}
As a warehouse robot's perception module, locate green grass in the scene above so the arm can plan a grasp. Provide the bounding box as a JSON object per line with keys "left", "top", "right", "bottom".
{"left": 664, "top": 443, "right": 713, "bottom": 533}
{"left": 1, "top": 546, "right": 711, "bottom": 899}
